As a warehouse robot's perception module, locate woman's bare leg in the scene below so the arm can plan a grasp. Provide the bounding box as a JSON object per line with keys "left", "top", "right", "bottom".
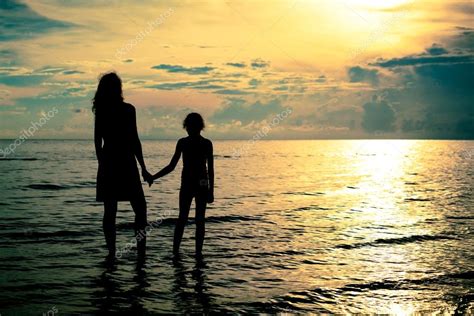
{"left": 103, "top": 200, "right": 118, "bottom": 256}
{"left": 174, "top": 189, "right": 193, "bottom": 255}
{"left": 131, "top": 197, "right": 147, "bottom": 257}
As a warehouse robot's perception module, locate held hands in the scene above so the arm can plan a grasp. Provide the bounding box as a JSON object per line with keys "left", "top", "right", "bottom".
{"left": 141, "top": 169, "right": 154, "bottom": 187}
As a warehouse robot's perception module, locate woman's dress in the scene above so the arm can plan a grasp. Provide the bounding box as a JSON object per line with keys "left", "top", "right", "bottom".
{"left": 96, "top": 102, "right": 144, "bottom": 202}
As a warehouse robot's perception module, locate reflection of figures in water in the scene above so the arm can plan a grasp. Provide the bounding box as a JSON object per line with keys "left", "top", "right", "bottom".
{"left": 92, "top": 258, "right": 149, "bottom": 314}
{"left": 172, "top": 257, "right": 212, "bottom": 314}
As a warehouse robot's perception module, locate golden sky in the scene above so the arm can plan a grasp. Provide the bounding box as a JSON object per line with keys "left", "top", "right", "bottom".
{"left": 0, "top": 0, "right": 473, "bottom": 139}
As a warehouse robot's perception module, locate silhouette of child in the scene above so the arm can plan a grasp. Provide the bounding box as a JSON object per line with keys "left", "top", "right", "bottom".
{"left": 149, "top": 113, "right": 214, "bottom": 257}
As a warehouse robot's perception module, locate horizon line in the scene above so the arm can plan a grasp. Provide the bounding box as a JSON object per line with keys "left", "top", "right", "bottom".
{"left": 1, "top": 138, "right": 473, "bottom": 141}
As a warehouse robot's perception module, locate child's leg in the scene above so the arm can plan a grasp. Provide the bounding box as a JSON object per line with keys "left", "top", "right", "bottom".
{"left": 174, "top": 189, "right": 193, "bottom": 255}
{"left": 103, "top": 200, "right": 118, "bottom": 256}
{"left": 131, "top": 197, "right": 147, "bottom": 256}
{"left": 195, "top": 193, "right": 207, "bottom": 256}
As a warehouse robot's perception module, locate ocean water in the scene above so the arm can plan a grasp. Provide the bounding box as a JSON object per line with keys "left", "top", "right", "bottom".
{"left": 0, "top": 139, "right": 473, "bottom": 314}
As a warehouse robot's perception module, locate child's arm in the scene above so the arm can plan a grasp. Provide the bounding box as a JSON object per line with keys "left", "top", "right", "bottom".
{"left": 152, "top": 139, "right": 182, "bottom": 180}
{"left": 207, "top": 140, "right": 214, "bottom": 203}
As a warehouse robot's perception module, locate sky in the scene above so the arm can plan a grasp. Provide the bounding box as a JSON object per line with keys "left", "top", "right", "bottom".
{"left": 0, "top": 0, "right": 473, "bottom": 139}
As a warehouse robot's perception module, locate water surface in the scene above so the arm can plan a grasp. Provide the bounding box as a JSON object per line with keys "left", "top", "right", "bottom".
{"left": 0, "top": 140, "right": 473, "bottom": 314}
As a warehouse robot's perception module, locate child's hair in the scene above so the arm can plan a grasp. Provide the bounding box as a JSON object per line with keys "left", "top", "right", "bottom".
{"left": 183, "top": 112, "right": 205, "bottom": 131}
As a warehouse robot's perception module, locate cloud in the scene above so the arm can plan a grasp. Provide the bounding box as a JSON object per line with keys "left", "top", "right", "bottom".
{"left": 361, "top": 96, "right": 396, "bottom": 133}
{"left": 149, "top": 79, "right": 225, "bottom": 90}
{"left": 315, "top": 75, "right": 327, "bottom": 83}
{"left": 0, "top": 74, "right": 48, "bottom": 86}
{"left": 251, "top": 58, "right": 270, "bottom": 69}
{"left": 0, "top": 49, "right": 18, "bottom": 65}
{"left": 248, "top": 78, "right": 261, "bottom": 87}
{"left": 449, "top": 27, "right": 474, "bottom": 51}
{"left": 425, "top": 43, "right": 449, "bottom": 56}
{"left": 211, "top": 98, "right": 285, "bottom": 124}
{"left": 0, "top": 66, "right": 87, "bottom": 86}
{"left": 372, "top": 54, "right": 474, "bottom": 67}
{"left": 365, "top": 29, "right": 474, "bottom": 138}
{"left": 62, "top": 70, "right": 85, "bottom": 75}
{"left": 0, "top": 0, "right": 73, "bottom": 41}
{"left": 348, "top": 66, "right": 379, "bottom": 85}
{"left": 226, "top": 62, "right": 246, "bottom": 68}
{"left": 273, "top": 85, "right": 288, "bottom": 91}
{"left": 151, "top": 64, "right": 215, "bottom": 75}
{"left": 214, "top": 89, "right": 251, "bottom": 95}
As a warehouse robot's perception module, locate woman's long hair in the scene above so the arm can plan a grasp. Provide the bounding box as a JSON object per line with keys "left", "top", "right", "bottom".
{"left": 92, "top": 72, "right": 123, "bottom": 115}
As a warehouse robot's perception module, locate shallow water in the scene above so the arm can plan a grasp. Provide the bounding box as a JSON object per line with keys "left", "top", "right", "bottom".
{"left": 0, "top": 139, "right": 473, "bottom": 314}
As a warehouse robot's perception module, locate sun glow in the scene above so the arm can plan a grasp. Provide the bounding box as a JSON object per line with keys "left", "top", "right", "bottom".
{"left": 344, "top": 0, "right": 410, "bottom": 10}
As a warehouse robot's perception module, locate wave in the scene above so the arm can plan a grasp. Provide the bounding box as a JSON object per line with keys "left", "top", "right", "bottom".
{"left": 0, "top": 230, "right": 87, "bottom": 239}
{"left": 335, "top": 234, "right": 457, "bottom": 249}
{"left": 214, "top": 155, "right": 235, "bottom": 159}
{"left": 251, "top": 271, "right": 474, "bottom": 313}
{"left": 404, "top": 197, "right": 432, "bottom": 202}
{"left": 293, "top": 205, "right": 331, "bottom": 212}
{"left": 25, "top": 184, "right": 68, "bottom": 190}
{"left": 0, "top": 157, "right": 39, "bottom": 161}
{"left": 24, "top": 181, "right": 96, "bottom": 191}
{"left": 283, "top": 191, "right": 325, "bottom": 196}
{"left": 445, "top": 215, "right": 474, "bottom": 220}
{"left": 114, "top": 214, "right": 264, "bottom": 230}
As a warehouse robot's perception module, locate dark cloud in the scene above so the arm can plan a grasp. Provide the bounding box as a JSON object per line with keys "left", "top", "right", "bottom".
{"left": 367, "top": 29, "right": 474, "bottom": 138}
{"left": 372, "top": 54, "right": 473, "bottom": 67}
{"left": 348, "top": 66, "right": 379, "bottom": 85}
{"left": 62, "top": 70, "right": 85, "bottom": 75}
{"left": 214, "top": 89, "right": 252, "bottom": 95}
{"left": 361, "top": 96, "right": 396, "bottom": 133}
{"left": 226, "top": 62, "right": 246, "bottom": 68}
{"left": 0, "top": 0, "right": 73, "bottom": 41}
{"left": 0, "top": 74, "right": 48, "bottom": 86}
{"left": 425, "top": 43, "right": 449, "bottom": 56}
{"left": 211, "top": 98, "right": 284, "bottom": 124}
{"left": 151, "top": 64, "right": 215, "bottom": 75}
{"left": 449, "top": 27, "right": 474, "bottom": 51}
{"left": 251, "top": 58, "right": 270, "bottom": 69}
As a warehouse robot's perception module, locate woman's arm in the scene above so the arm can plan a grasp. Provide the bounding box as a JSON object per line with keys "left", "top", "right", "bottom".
{"left": 130, "top": 107, "right": 152, "bottom": 183}
{"left": 131, "top": 107, "right": 146, "bottom": 170}
{"left": 152, "top": 139, "right": 182, "bottom": 180}
{"left": 94, "top": 116, "right": 103, "bottom": 162}
{"left": 207, "top": 141, "right": 214, "bottom": 203}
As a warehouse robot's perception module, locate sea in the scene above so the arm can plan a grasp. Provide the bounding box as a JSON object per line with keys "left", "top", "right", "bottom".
{"left": 0, "top": 139, "right": 473, "bottom": 314}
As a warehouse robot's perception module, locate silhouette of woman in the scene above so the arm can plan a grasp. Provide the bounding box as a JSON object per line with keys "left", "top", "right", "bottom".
{"left": 149, "top": 113, "right": 214, "bottom": 257}
{"left": 93, "top": 72, "right": 151, "bottom": 258}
